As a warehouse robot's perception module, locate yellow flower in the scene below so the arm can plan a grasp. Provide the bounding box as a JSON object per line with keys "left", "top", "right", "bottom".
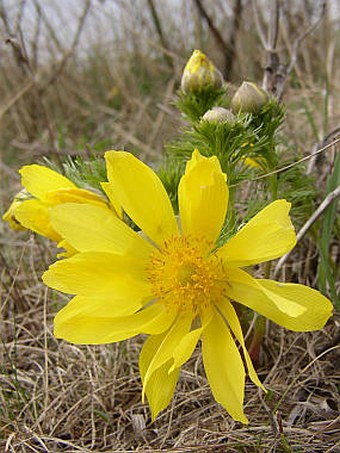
{"left": 3, "top": 164, "right": 121, "bottom": 245}
{"left": 181, "top": 49, "right": 223, "bottom": 94}
{"left": 43, "top": 150, "right": 332, "bottom": 423}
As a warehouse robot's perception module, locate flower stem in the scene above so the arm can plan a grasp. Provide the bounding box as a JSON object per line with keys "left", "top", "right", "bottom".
{"left": 248, "top": 315, "right": 266, "bottom": 366}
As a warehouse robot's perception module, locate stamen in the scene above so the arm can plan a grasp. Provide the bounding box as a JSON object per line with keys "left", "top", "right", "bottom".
{"left": 147, "top": 235, "right": 227, "bottom": 317}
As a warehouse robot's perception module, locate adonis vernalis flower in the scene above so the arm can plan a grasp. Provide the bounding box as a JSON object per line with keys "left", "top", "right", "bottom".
{"left": 43, "top": 150, "right": 332, "bottom": 423}
{"left": 3, "top": 164, "right": 120, "bottom": 247}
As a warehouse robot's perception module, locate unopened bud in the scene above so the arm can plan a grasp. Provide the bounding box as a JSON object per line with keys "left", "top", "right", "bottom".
{"left": 231, "top": 81, "right": 269, "bottom": 113}
{"left": 202, "top": 107, "right": 235, "bottom": 123}
{"left": 181, "top": 49, "right": 223, "bottom": 94}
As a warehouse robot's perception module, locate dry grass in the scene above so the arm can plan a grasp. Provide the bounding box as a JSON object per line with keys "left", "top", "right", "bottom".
{"left": 1, "top": 1, "right": 340, "bottom": 452}
{"left": 0, "top": 229, "right": 339, "bottom": 452}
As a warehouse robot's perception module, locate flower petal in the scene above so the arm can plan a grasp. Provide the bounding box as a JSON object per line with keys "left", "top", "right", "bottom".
{"left": 20, "top": 165, "right": 75, "bottom": 199}
{"left": 178, "top": 149, "right": 228, "bottom": 245}
{"left": 142, "top": 312, "right": 192, "bottom": 393}
{"left": 169, "top": 304, "right": 214, "bottom": 373}
{"left": 217, "top": 300, "right": 265, "bottom": 391}
{"left": 3, "top": 191, "right": 29, "bottom": 231}
{"left": 44, "top": 188, "right": 107, "bottom": 207}
{"left": 101, "top": 182, "right": 123, "bottom": 218}
{"left": 49, "top": 203, "right": 153, "bottom": 257}
{"left": 218, "top": 200, "right": 296, "bottom": 267}
{"left": 14, "top": 199, "right": 60, "bottom": 241}
{"left": 226, "top": 268, "right": 333, "bottom": 331}
{"left": 202, "top": 308, "right": 248, "bottom": 423}
{"left": 169, "top": 328, "right": 202, "bottom": 373}
{"left": 43, "top": 252, "right": 151, "bottom": 316}
{"left": 105, "top": 151, "right": 178, "bottom": 245}
{"left": 56, "top": 240, "right": 78, "bottom": 258}
{"left": 54, "top": 301, "right": 177, "bottom": 344}
{"left": 139, "top": 334, "right": 180, "bottom": 421}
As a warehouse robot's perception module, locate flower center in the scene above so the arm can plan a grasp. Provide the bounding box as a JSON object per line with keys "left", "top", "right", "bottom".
{"left": 147, "top": 236, "right": 227, "bottom": 317}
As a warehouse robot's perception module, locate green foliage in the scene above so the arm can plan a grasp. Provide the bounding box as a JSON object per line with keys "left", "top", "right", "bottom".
{"left": 248, "top": 100, "right": 285, "bottom": 166}
{"left": 44, "top": 153, "right": 108, "bottom": 193}
{"left": 165, "top": 117, "right": 265, "bottom": 175}
{"left": 317, "top": 152, "right": 340, "bottom": 308}
{"left": 157, "top": 158, "right": 184, "bottom": 213}
{"left": 176, "top": 86, "right": 228, "bottom": 122}
{"left": 160, "top": 89, "right": 285, "bottom": 220}
{"left": 276, "top": 159, "right": 316, "bottom": 227}
{"left": 249, "top": 99, "right": 285, "bottom": 137}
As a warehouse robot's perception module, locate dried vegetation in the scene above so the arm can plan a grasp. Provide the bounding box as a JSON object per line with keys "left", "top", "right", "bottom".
{"left": 0, "top": 0, "right": 339, "bottom": 451}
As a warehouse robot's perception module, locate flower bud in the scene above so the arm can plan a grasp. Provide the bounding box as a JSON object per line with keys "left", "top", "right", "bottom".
{"left": 202, "top": 107, "right": 235, "bottom": 123}
{"left": 181, "top": 49, "right": 223, "bottom": 94}
{"left": 231, "top": 81, "right": 269, "bottom": 113}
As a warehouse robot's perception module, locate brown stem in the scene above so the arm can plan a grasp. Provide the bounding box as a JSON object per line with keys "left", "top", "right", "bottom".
{"left": 146, "top": 0, "right": 174, "bottom": 69}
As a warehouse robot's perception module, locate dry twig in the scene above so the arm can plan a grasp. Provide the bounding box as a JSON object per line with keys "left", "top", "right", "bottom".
{"left": 274, "top": 185, "right": 340, "bottom": 277}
